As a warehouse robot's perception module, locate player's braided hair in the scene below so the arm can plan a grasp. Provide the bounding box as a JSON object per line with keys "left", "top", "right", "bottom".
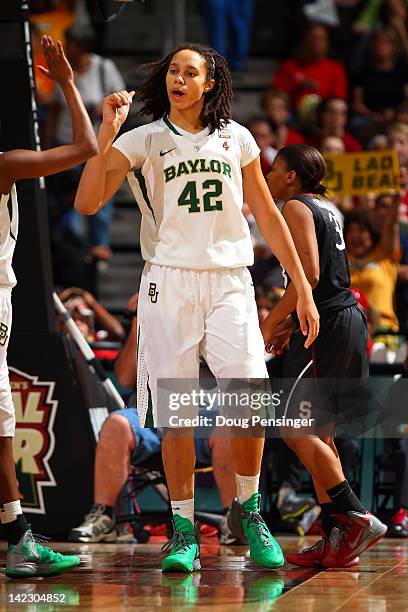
{"left": 136, "top": 42, "right": 233, "bottom": 133}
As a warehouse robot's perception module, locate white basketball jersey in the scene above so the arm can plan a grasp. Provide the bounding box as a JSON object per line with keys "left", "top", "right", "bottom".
{"left": 113, "top": 116, "right": 260, "bottom": 270}
{"left": 0, "top": 184, "right": 18, "bottom": 288}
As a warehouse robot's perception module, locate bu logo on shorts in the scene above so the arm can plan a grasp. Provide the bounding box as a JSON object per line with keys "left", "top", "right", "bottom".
{"left": 0, "top": 322, "right": 9, "bottom": 346}
{"left": 148, "top": 283, "right": 159, "bottom": 303}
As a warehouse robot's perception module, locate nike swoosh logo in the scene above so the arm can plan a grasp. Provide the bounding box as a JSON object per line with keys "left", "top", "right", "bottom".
{"left": 160, "top": 148, "right": 176, "bottom": 157}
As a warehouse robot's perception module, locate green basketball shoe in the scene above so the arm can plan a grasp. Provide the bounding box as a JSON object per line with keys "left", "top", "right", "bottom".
{"left": 161, "top": 516, "right": 201, "bottom": 573}
{"left": 5, "top": 529, "right": 80, "bottom": 578}
{"left": 228, "top": 493, "right": 285, "bottom": 569}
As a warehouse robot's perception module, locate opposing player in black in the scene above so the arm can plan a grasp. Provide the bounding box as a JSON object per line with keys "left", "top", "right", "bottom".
{"left": 262, "top": 144, "right": 387, "bottom": 568}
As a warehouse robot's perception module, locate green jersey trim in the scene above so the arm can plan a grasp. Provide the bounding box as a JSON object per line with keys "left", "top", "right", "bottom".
{"left": 163, "top": 114, "right": 182, "bottom": 136}
{"left": 134, "top": 169, "right": 156, "bottom": 224}
{"left": 7, "top": 197, "right": 16, "bottom": 241}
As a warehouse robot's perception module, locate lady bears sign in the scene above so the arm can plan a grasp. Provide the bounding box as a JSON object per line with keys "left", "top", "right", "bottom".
{"left": 10, "top": 367, "right": 57, "bottom": 514}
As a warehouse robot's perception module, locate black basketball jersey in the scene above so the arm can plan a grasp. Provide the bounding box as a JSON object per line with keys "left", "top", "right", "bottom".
{"left": 285, "top": 195, "right": 356, "bottom": 313}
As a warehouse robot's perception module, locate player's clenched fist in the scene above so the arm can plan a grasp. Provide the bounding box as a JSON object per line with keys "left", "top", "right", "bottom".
{"left": 102, "top": 90, "right": 135, "bottom": 128}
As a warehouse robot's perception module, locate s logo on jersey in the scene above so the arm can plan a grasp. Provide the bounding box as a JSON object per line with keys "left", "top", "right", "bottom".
{"left": 10, "top": 368, "right": 58, "bottom": 514}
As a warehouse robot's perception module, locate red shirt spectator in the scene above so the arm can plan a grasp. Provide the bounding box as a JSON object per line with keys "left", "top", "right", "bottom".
{"left": 285, "top": 129, "right": 305, "bottom": 146}
{"left": 273, "top": 24, "right": 348, "bottom": 111}
{"left": 306, "top": 133, "right": 361, "bottom": 152}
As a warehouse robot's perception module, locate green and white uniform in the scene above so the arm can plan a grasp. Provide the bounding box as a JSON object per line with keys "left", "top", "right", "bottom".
{"left": 113, "top": 116, "right": 268, "bottom": 426}
{"left": 0, "top": 183, "right": 19, "bottom": 437}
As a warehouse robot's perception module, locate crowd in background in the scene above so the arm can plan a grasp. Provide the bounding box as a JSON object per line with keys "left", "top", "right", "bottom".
{"left": 245, "top": 2, "right": 408, "bottom": 366}
{"left": 26, "top": 0, "right": 408, "bottom": 540}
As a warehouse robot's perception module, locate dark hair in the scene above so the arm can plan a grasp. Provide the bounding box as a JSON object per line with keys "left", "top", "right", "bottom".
{"left": 136, "top": 42, "right": 233, "bottom": 133}
{"left": 344, "top": 211, "right": 380, "bottom": 246}
{"left": 316, "top": 96, "right": 348, "bottom": 127}
{"left": 65, "top": 24, "right": 95, "bottom": 52}
{"left": 303, "top": 22, "right": 329, "bottom": 39}
{"left": 247, "top": 115, "right": 272, "bottom": 129}
{"left": 261, "top": 87, "right": 290, "bottom": 110}
{"left": 369, "top": 26, "right": 400, "bottom": 60}
{"left": 277, "top": 144, "right": 327, "bottom": 196}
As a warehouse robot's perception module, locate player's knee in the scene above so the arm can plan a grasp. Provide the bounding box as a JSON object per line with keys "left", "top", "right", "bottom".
{"left": 100, "top": 413, "right": 132, "bottom": 447}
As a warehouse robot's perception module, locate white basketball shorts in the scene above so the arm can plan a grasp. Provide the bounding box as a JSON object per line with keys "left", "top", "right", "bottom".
{"left": 137, "top": 263, "right": 267, "bottom": 426}
{"left": 0, "top": 288, "right": 14, "bottom": 437}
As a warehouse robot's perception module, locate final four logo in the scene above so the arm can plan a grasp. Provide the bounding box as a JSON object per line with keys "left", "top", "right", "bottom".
{"left": 9, "top": 368, "right": 57, "bottom": 514}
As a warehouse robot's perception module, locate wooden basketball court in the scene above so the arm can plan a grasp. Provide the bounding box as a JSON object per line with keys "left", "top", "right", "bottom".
{"left": 1, "top": 536, "right": 407, "bottom": 610}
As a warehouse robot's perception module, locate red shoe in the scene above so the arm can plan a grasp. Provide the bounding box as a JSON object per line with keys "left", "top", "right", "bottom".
{"left": 323, "top": 512, "right": 387, "bottom": 568}
{"left": 286, "top": 538, "right": 359, "bottom": 568}
{"left": 388, "top": 508, "right": 408, "bottom": 538}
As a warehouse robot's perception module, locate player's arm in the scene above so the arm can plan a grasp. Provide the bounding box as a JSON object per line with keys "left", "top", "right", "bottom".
{"left": 260, "top": 200, "right": 320, "bottom": 345}
{"left": 242, "top": 157, "right": 319, "bottom": 348}
{"left": 0, "top": 36, "right": 97, "bottom": 195}
{"left": 74, "top": 91, "right": 134, "bottom": 215}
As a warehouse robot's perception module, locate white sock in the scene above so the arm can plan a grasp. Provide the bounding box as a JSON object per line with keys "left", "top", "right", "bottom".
{"left": 0, "top": 500, "right": 22, "bottom": 524}
{"left": 171, "top": 498, "right": 194, "bottom": 526}
{"left": 236, "top": 473, "right": 260, "bottom": 504}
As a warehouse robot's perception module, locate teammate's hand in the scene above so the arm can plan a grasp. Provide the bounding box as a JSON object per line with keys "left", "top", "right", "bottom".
{"left": 38, "top": 35, "right": 74, "bottom": 86}
{"left": 296, "top": 293, "right": 319, "bottom": 349}
{"left": 102, "top": 90, "right": 135, "bottom": 128}
{"left": 127, "top": 292, "right": 139, "bottom": 312}
{"left": 264, "top": 318, "right": 295, "bottom": 355}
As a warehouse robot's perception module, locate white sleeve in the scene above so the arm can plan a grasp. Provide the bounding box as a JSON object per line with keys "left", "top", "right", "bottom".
{"left": 112, "top": 125, "right": 150, "bottom": 170}
{"left": 236, "top": 123, "right": 260, "bottom": 167}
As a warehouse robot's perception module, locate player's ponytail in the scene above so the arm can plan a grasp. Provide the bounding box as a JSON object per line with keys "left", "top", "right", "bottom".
{"left": 136, "top": 42, "right": 233, "bottom": 133}
{"left": 277, "top": 144, "right": 327, "bottom": 197}
{"left": 313, "top": 182, "right": 327, "bottom": 196}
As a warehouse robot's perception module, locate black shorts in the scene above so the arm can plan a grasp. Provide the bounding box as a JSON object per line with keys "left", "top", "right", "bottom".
{"left": 278, "top": 305, "right": 374, "bottom": 435}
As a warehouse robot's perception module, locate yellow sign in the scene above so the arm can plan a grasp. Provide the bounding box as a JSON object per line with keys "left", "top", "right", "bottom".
{"left": 323, "top": 150, "right": 400, "bottom": 196}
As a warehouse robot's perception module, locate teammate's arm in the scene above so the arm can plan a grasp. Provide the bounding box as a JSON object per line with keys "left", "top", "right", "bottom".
{"left": 74, "top": 91, "right": 134, "bottom": 214}
{"left": 260, "top": 200, "right": 320, "bottom": 345}
{"left": 0, "top": 36, "right": 97, "bottom": 195}
{"left": 242, "top": 158, "right": 319, "bottom": 348}
{"left": 114, "top": 292, "right": 138, "bottom": 388}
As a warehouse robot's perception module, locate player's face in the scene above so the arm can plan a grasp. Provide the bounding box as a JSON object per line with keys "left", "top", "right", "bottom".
{"left": 266, "top": 156, "right": 296, "bottom": 201}
{"left": 166, "top": 49, "right": 214, "bottom": 112}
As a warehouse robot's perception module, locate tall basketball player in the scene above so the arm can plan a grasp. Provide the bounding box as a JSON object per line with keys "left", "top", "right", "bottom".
{"left": 262, "top": 144, "right": 387, "bottom": 568}
{"left": 0, "top": 35, "right": 97, "bottom": 577}
{"left": 75, "top": 43, "right": 319, "bottom": 572}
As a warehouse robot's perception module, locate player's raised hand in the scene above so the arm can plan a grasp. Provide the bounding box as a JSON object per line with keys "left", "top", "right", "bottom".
{"left": 38, "top": 35, "right": 74, "bottom": 86}
{"left": 296, "top": 293, "right": 319, "bottom": 349}
{"left": 102, "top": 90, "right": 135, "bottom": 128}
